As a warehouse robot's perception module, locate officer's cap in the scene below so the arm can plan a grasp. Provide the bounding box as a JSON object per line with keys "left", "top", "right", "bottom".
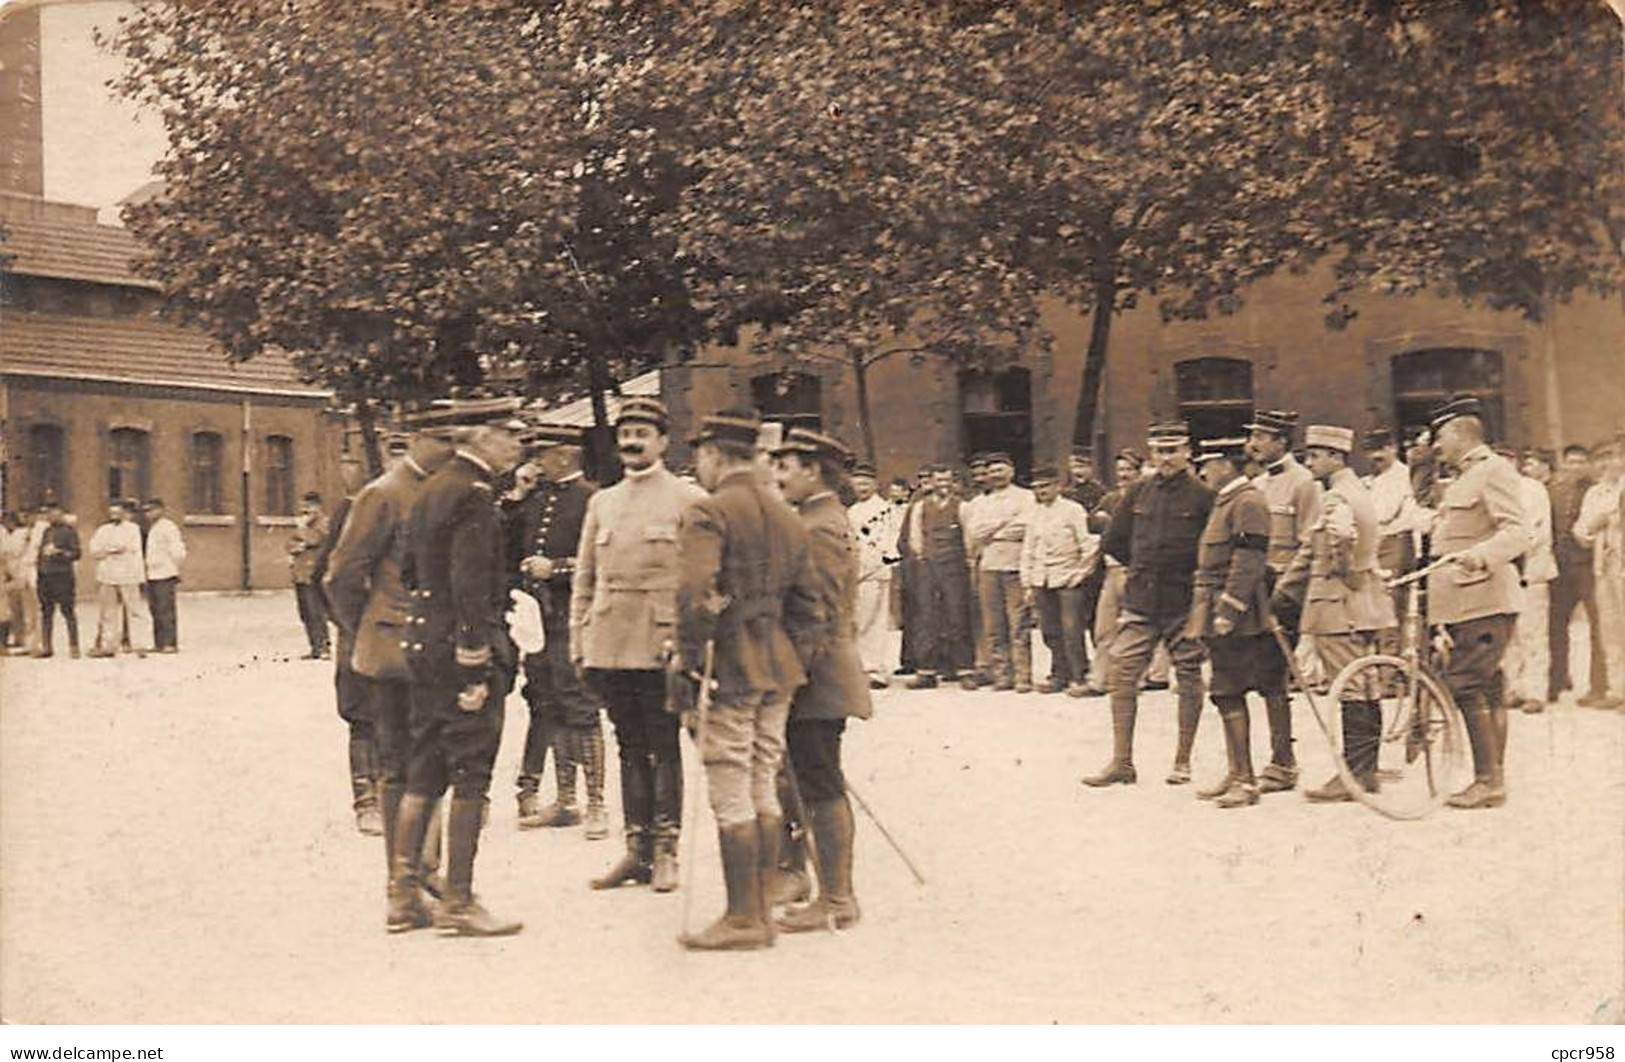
{"left": 615, "top": 396, "right": 669, "bottom": 433}
{"left": 1303, "top": 425, "right": 1355, "bottom": 454}
{"left": 521, "top": 423, "right": 585, "bottom": 455}
{"left": 401, "top": 396, "right": 523, "bottom": 430}
{"left": 1243, "top": 409, "right": 1299, "bottom": 439}
{"left": 1146, "top": 422, "right": 1191, "bottom": 446}
{"left": 688, "top": 408, "right": 762, "bottom": 448}
{"left": 1361, "top": 427, "right": 1395, "bottom": 452}
{"left": 1429, "top": 393, "right": 1483, "bottom": 435}
{"left": 1069, "top": 446, "right": 1095, "bottom": 462}
{"left": 773, "top": 427, "right": 854, "bottom": 467}
{"left": 1195, "top": 437, "right": 1250, "bottom": 466}
{"left": 1029, "top": 464, "right": 1060, "bottom": 485}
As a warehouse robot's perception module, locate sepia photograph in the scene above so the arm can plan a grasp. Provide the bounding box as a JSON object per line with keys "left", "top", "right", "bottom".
{"left": 0, "top": 0, "right": 1621, "bottom": 1048}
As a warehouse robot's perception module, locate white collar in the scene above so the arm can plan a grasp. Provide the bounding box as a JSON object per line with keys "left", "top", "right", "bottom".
{"left": 623, "top": 461, "right": 665, "bottom": 482}
{"left": 455, "top": 449, "right": 494, "bottom": 476}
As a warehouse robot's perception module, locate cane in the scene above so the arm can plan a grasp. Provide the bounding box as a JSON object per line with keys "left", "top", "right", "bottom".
{"left": 845, "top": 779, "right": 927, "bottom": 887}
{"left": 676, "top": 640, "right": 716, "bottom": 939}
{"left": 778, "top": 758, "right": 836, "bottom": 934}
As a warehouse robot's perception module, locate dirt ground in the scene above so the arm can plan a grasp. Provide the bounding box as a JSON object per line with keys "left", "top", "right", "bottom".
{"left": 1, "top": 592, "right": 1619, "bottom": 1024}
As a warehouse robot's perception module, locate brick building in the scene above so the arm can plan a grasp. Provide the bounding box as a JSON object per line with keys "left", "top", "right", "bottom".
{"left": 1, "top": 192, "right": 348, "bottom": 591}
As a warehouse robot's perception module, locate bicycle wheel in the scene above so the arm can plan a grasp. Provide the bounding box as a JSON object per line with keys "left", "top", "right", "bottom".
{"left": 1324, "top": 654, "right": 1472, "bottom": 820}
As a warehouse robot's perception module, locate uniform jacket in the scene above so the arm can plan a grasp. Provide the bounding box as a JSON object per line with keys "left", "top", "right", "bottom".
{"left": 88, "top": 520, "right": 145, "bottom": 585}
{"left": 1574, "top": 478, "right": 1624, "bottom": 578}
{"left": 1255, "top": 454, "right": 1321, "bottom": 574}
{"left": 287, "top": 512, "right": 329, "bottom": 584}
{"left": 1102, "top": 468, "right": 1215, "bottom": 620}
{"left": 36, "top": 522, "right": 82, "bottom": 577}
{"left": 325, "top": 458, "right": 436, "bottom": 681}
{"left": 1186, "top": 476, "right": 1271, "bottom": 639}
{"left": 143, "top": 517, "right": 187, "bottom": 581}
{"left": 571, "top": 462, "right": 707, "bottom": 670}
{"left": 790, "top": 492, "right": 874, "bottom": 722}
{"left": 1020, "top": 496, "right": 1097, "bottom": 589}
{"left": 1517, "top": 476, "right": 1557, "bottom": 585}
{"left": 402, "top": 452, "right": 513, "bottom": 683}
{"left": 513, "top": 474, "right": 595, "bottom": 626}
{"left": 1277, "top": 467, "right": 1396, "bottom": 635}
{"left": 1426, "top": 446, "right": 1533, "bottom": 626}
{"left": 677, "top": 467, "right": 823, "bottom": 703}
{"left": 965, "top": 484, "right": 1035, "bottom": 572}
{"left": 1069, "top": 478, "right": 1107, "bottom": 514}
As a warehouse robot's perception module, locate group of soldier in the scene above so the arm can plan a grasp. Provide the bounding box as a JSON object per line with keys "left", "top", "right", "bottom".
{"left": 316, "top": 395, "right": 871, "bottom": 948}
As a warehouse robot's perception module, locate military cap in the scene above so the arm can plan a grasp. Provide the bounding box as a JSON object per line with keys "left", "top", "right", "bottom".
{"left": 1115, "top": 447, "right": 1144, "bottom": 467}
{"left": 967, "top": 453, "right": 992, "bottom": 469}
{"left": 401, "top": 396, "right": 523, "bottom": 433}
{"left": 773, "top": 427, "right": 854, "bottom": 466}
{"left": 141, "top": 497, "right": 165, "bottom": 509}
{"left": 615, "top": 396, "right": 669, "bottom": 432}
{"left": 850, "top": 461, "right": 878, "bottom": 479}
{"left": 1429, "top": 393, "right": 1483, "bottom": 435}
{"left": 984, "top": 451, "right": 1014, "bottom": 468}
{"left": 688, "top": 407, "right": 762, "bottom": 448}
{"left": 1195, "top": 436, "right": 1250, "bottom": 465}
{"left": 1146, "top": 422, "right": 1191, "bottom": 444}
{"left": 520, "top": 423, "right": 585, "bottom": 451}
{"left": 1304, "top": 424, "right": 1355, "bottom": 454}
{"left": 1244, "top": 409, "right": 1299, "bottom": 439}
{"left": 1029, "top": 464, "right": 1060, "bottom": 484}
{"left": 1361, "top": 428, "right": 1395, "bottom": 451}
{"left": 1069, "top": 445, "right": 1095, "bottom": 460}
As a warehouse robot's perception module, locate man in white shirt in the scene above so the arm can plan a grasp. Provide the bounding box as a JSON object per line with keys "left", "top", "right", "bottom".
{"left": 964, "top": 452, "right": 1036, "bottom": 692}
{"left": 1573, "top": 437, "right": 1625, "bottom": 709}
{"left": 141, "top": 498, "right": 187, "bottom": 653}
{"left": 847, "top": 462, "right": 899, "bottom": 689}
{"left": 87, "top": 500, "right": 153, "bottom": 658}
{"left": 1501, "top": 449, "right": 1557, "bottom": 713}
{"left": 1020, "top": 465, "right": 1098, "bottom": 696}
{"left": 17, "top": 507, "right": 49, "bottom": 653}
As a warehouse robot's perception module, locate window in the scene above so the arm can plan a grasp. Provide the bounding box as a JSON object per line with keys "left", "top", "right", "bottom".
{"left": 1391, "top": 349, "right": 1504, "bottom": 443}
{"left": 107, "top": 427, "right": 150, "bottom": 503}
{"left": 189, "top": 431, "right": 225, "bottom": 514}
{"left": 264, "top": 435, "right": 295, "bottom": 516}
{"left": 960, "top": 366, "right": 1033, "bottom": 481}
{"left": 25, "top": 423, "right": 66, "bottom": 507}
{"left": 750, "top": 371, "right": 822, "bottom": 433}
{"left": 1174, "top": 356, "right": 1254, "bottom": 444}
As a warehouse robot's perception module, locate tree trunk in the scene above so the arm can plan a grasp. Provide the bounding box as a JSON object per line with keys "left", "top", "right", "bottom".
{"left": 584, "top": 344, "right": 619, "bottom": 484}
{"left": 355, "top": 398, "right": 384, "bottom": 480}
{"left": 1070, "top": 274, "right": 1119, "bottom": 457}
{"left": 850, "top": 348, "right": 878, "bottom": 465}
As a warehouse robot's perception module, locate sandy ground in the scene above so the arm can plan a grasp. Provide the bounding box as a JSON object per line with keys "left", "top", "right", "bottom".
{"left": 1, "top": 592, "right": 1620, "bottom": 1024}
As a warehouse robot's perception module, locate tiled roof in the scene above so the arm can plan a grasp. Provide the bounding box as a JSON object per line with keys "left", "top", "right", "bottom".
{"left": 0, "top": 213, "right": 158, "bottom": 290}
{"left": 528, "top": 369, "right": 660, "bottom": 427}
{"left": 0, "top": 312, "right": 328, "bottom": 396}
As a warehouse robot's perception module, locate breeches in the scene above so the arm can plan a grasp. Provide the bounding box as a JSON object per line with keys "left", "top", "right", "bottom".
{"left": 786, "top": 718, "right": 847, "bottom": 804}
{"left": 406, "top": 672, "right": 509, "bottom": 800}
{"left": 701, "top": 692, "right": 791, "bottom": 827}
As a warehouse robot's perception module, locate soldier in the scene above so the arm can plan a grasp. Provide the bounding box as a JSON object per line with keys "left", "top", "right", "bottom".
{"left": 1270, "top": 426, "right": 1399, "bottom": 801}
{"left": 326, "top": 425, "right": 458, "bottom": 930}
{"left": 769, "top": 428, "right": 872, "bottom": 932}
{"left": 1083, "top": 422, "right": 1213, "bottom": 787}
{"left": 1185, "top": 438, "right": 1272, "bottom": 808}
{"left": 1244, "top": 409, "right": 1321, "bottom": 793}
{"left": 674, "top": 409, "right": 821, "bottom": 951}
{"left": 1425, "top": 396, "right": 1533, "bottom": 809}
{"left": 1020, "top": 465, "right": 1098, "bottom": 695}
{"left": 512, "top": 425, "right": 608, "bottom": 839}
{"left": 393, "top": 420, "right": 527, "bottom": 936}
{"left": 897, "top": 465, "right": 975, "bottom": 689}
{"left": 571, "top": 397, "right": 706, "bottom": 892}
{"left": 966, "top": 452, "right": 1037, "bottom": 692}
{"left": 847, "top": 461, "right": 899, "bottom": 690}
{"left": 1067, "top": 446, "right": 1108, "bottom": 513}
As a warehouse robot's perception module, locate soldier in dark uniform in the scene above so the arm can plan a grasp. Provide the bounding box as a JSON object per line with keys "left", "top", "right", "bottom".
{"left": 1425, "top": 396, "right": 1531, "bottom": 809}
{"left": 674, "top": 410, "right": 823, "bottom": 951}
{"left": 393, "top": 420, "right": 527, "bottom": 936}
{"left": 510, "top": 425, "right": 608, "bottom": 839}
{"left": 325, "top": 424, "right": 457, "bottom": 931}
{"left": 1186, "top": 438, "right": 1272, "bottom": 808}
{"left": 768, "top": 428, "right": 873, "bottom": 932}
{"left": 1083, "top": 422, "right": 1214, "bottom": 787}
{"left": 897, "top": 465, "right": 975, "bottom": 689}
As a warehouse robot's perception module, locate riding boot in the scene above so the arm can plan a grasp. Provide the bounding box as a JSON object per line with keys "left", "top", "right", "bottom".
{"left": 349, "top": 734, "right": 383, "bottom": 836}
{"left": 1214, "top": 702, "right": 1259, "bottom": 808}
{"left": 380, "top": 780, "right": 405, "bottom": 878}
{"left": 386, "top": 792, "right": 435, "bottom": 933}
{"left": 516, "top": 708, "right": 555, "bottom": 828}
{"left": 764, "top": 775, "right": 811, "bottom": 905}
{"left": 64, "top": 610, "right": 80, "bottom": 656}
{"left": 779, "top": 796, "right": 861, "bottom": 932}
{"left": 419, "top": 799, "right": 446, "bottom": 899}
{"left": 579, "top": 724, "right": 609, "bottom": 839}
{"left": 650, "top": 753, "right": 682, "bottom": 892}
{"left": 592, "top": 754, "right": 654, "bottom": 889}
{"left": 1083, "top": 694, "right": 1139, "bottom": 786}
{"left": 1257, "top": 691, "right": 1300, "bottom": 792}
{"left": 1447, "top": 696, "right": 1505, "bottom": 809}
{"left": 754, "top": 814, "right": 783, "bottom": 938}
{"left": 1167, "top": 685, "right": 1202, "bottom": 784}
{"left": 435, "top": 797, "right": 522, "bottom": 936}
{"left": 680, "top": 821, "right": 772, "bottom": 951}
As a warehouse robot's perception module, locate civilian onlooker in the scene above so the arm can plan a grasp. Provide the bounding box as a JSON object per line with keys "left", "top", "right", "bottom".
{"left": 1020, "top": 465, "right": 1099, "bottom": 695}
{"left": 1572, "top": 438, "right": 1624, "bottom": 709}
{"left": 17, "top": 506, "right": 49, "bottom": 653}
{"left": 87, "top": 500, "right": 151, "bottom": 658}
{"left": 0, "top": 510, "right": 26, "bottom": 650}
{"left": 142, "top": 498, "right": 187, "bottom": 653}
{"left": 34, "top": 501, "right": 82, "bottom": 658}
{"left": 288, "top": 490, "right": 332, "bottom": 659}
{"left": 1503, "top": 448, "right": 1556, "bottom": 713}
{"left": 1548, "top": 442, "right": 1607, "bottom": 703}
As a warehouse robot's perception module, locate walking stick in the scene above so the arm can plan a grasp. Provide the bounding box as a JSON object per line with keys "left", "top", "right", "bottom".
{"left": 844, "top": 779, "right": 926, "bottom": 887}
{"left": 778, "top": 758, "right": 836, "bottom": 934}
{"left": 676, "top": 640, "right": 716, "bottom": 940}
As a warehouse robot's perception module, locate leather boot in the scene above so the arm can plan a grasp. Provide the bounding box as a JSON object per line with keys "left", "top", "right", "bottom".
{"left": 349, "top": 736, "right": 382, "bottom": 836}
{"left": 1083, "top": 694, "right": 1138, "bottom": 786}
{"left": 516, "top": 788, "right": 543, "bottom": 829}
{"left": 436, "top": 796, "right": 522, "bottom": 937}
{"left": 1166, "top": 684, "right": 1203, "bottom": 784}
{"left": 1351, "top": 700, "right": 1383, "bottom": 789}
{"left": 756, "top": 813, "right": 793, "bottom": 918}
{"left": 592, "top": 828, "right": 653, "bottom": 889}
{"left": 650, "top": 830, "right": 680, "bottom": 893}
{"left": 380, "top": 781, "right": 405, "bottom": 877}
{"left": 593, "top": 751, "right": 655, "bottom": 888}
{"left": 1196, "top": 699, "right": 1241, "bottom": 799}
{"left": 1447, "top": 699, "right": 1505, "bottom": 809}
{"left": 680, "top": 822, "right": 772, "bottom": 951}
{"left": 763, "top": 790, "right": 811, "bottom": 906}
{"left": 650, "top": 754, "right": 682, "bottom": 892}
{"left": 1210, "top": 700, "right": 1259, "bottom": 807}
{"left": 420, "top": 800, "right": 446, "bottom": 900}
{"left": 578, "top": 724, "right": 610, "bottom": 840}
{"left": 386, "top": 792, "right": 435, "bottom": 933}
{"left": 779, "top": 797, "right": 861, "bottom": 932}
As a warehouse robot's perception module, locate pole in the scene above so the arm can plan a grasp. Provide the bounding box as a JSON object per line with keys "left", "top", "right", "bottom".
{"left": 844, "top": 779, "right": 926, "bottom": 887}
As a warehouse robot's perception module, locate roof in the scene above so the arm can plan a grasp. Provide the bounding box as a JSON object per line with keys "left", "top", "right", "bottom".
{"left": 528, "top": 369, "right": 660, "bottom": 428}
{"left": 0, "top": 312, "right": 329, "bottom": 397}
{"left": 0, "top": 211, "right": 158, "bottom": 290}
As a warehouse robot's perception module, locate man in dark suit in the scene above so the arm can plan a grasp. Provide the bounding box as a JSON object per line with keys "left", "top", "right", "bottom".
{"left": 674, "top": 409, "right": 823, "bottom": 951}
{"left": 768, "top": 428, "right": 873, "bottom": 932}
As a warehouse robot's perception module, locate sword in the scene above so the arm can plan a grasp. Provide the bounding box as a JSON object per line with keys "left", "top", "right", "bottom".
{"left": 845, "top": 779, "right": 926, "bottom": 887}
{"left": 677, "top": 637, "right": 716, "bottom": 940}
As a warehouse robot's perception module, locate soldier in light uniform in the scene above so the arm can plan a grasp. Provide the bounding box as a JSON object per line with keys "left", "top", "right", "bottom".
{"left": 1185, "top": 438, "right": 1273, "bottom": 808}
{"left": 846, "top": 462, "right": 899, "bottom": 689}
{"left": 769, "top": 428, "right": 872, "bottom": 932}
{"left": 1245, "top": 409, "right": 1321, "bottom": 793}
{"left": 571, "top": 397, "right": 707, "bottom": 891}
{"left": 393, "top": 419, "right": 527, "bottom": 936}
{"left": 1425, "top": 396, "right": 1532, "bottom": 809}
{"left": 511, "top": 425, "right": 608, "bottom": 839}
{"left": 1270, "top": 425, "right": 1399, "bottom": 801}
{"left": 674, "top": 410, "right": 823, "bottom": 951}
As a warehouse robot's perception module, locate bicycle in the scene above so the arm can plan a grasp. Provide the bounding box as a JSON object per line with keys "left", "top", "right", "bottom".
{"left": 1267, "top": 553, "right": 1474, "bottom": 820}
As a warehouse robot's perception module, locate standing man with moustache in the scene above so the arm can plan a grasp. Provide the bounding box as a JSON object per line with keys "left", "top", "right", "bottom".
{"left": 965, "top": 452, "right": 1037, "bottom": 693}
{"left": 897, "top": 465, "right": 975, "bottom": 689}
{"left": 572, "top": 397, "right": 706, "bottom": 892}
